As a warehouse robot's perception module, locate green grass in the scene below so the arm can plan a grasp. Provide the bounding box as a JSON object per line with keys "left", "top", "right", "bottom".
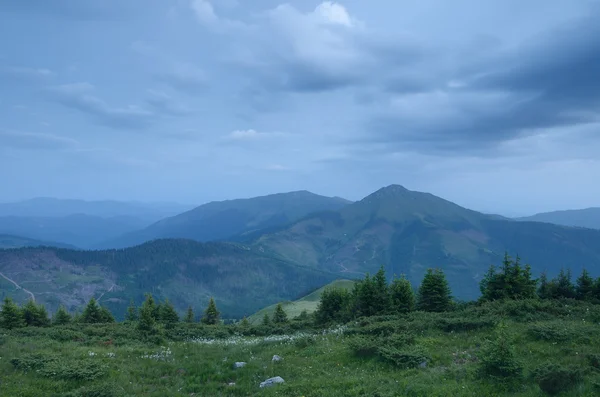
{"left": 247, "top": 279, "right": 356, "bottom": 324}
{"left": 3, "top": 299, "right": 600, "bottom": 396}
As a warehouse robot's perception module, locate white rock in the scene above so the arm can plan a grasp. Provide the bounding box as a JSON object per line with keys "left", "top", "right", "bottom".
{"left": 259, "top": 376, "right": 285, "bottom": 388}
{"left": 233, "top": 362, "right": 246, "bottom": 369}
{"left": 272, "top": 355, "right": 283, "bottom": 362}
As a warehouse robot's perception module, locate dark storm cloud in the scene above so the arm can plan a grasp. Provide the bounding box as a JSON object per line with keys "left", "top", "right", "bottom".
{"left": 364, "top": 11, "right": 600, "bottom": 155}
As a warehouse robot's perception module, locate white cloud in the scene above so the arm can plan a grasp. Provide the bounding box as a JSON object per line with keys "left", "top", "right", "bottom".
{"left": 314, "top": 2, "right": 356, "bottom": 27}
{"left": 191, "top": 0, "right": 218, "bottom": 25}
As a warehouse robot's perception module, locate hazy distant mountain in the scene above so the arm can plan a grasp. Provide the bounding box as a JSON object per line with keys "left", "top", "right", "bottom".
{"left": 0, "top": 214, "right": 150, "bottom": 249}
{"left": 0, "top": 239, "right": 338, "bottom": 318}
{"left": 0, "top": 197, "right": 191, "bottom": 221}
{"left": 517, "top": 208, "right": 600, "bottom": 230}
{"left": 0, "top": 234, "right": 76, "bottom": 249}
{"left": 4, "top": 185, "right": 600, "bottom": 317}
{"left": 101, "top": 191, "right": 352, "bottom": 248}
{"left": 254, "top": 185, "right": 600, "bottom": 299}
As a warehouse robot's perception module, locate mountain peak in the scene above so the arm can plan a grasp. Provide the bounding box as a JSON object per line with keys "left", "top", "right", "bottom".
{"left": 367, "top": 184, "right": 411, "bottom": 200}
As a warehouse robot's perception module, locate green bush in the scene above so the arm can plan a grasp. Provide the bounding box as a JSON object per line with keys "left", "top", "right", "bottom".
{"left": 11, "top": 352, "right": 106, "bottom": 381}
{"left": 48, "top": 328, "right": 86, "bottom": 342}
{"left": 11, "top": 353, "right": 55, "bottom": 371}
{"left": 588, "top": 353, "right": 600, "bottom": 369}
{"left": 39, "top": 360, "right": 107, "bottom": 381}
{"left": 294, "top": 335, "right": 317, "bottom": 349}
{"left": 378, "top": 345, "right": 429, "bottom": 369}
{"left": 527, "top": 323, "right": 571, "bottom": 342}
{"left": 478, "top": 324, "right": 523, "bottom": 380}
{"left": 533, "top": 362, "right": 583, "bottom": 395}
{"left": 348, "top": 335, "right": 380, "bottom": 357}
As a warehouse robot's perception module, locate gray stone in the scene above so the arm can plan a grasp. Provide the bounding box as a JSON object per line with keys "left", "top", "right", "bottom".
{"left": 419, "top": 360, "right": 427, "bottom": 368}
{"left": 233, "top": 362, "right": 246, "bottom": 369}
{"left": 272, "top": 355, "right": 283, "bottom": 362}
{"left": 260, "top": 376, "right": 285, "bottom": 388}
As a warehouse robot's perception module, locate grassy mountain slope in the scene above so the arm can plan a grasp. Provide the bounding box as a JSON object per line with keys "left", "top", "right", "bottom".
{"left": 101, "top": 191, "right": 351, "bottom": 249}
{"left": 517, "top": 207, "right": 600, "bottom": 230}
{"left": 0, "top": 234, "right": 76, "bottom": 249}
{"left": 0, "top": 214, "right": 149, "bottom": 249}
{"left": 255, "top": 185, "right": 600, "bottom": 300}
{"left": 247, "top": 279, "right": 357, "bottom": 324}
{"left": 0, "top": 239, "right": 338, "bottom": 319}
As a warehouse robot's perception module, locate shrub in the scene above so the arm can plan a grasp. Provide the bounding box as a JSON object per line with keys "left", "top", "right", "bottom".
{"left": 378, "top": 345, "right": 429, "bottom": 369}
{"left": 527, "top": 323, "right": 577, "bottom": 342}
{"left": 587, "top": 353, "right": 600, "bottom": 369}
{"left": 533, "top": 362, "right": 583, "bottom": 395}
{"left": 348, "top": 335, "right": 380, "bottom": 357}
{"left": 478, "top": 323, "right": 522, "bottom": 380}
{"left": 39, "top": 360, "right": 107, "bottom": 381}
{"left": 11, "top": 353, "right": 55, "bottom": 371}
{"left": 294, "top": 335, "right": 317, "bottom": 349}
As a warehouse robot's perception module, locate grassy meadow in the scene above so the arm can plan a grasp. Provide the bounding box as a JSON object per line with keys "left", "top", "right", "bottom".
{"left": 2, "top": 299, "right": 600, "bottom": 396}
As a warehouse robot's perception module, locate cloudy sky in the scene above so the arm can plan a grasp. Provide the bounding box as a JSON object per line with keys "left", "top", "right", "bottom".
{"left": 1, "top": 0, "right": 599, "bottom": 216}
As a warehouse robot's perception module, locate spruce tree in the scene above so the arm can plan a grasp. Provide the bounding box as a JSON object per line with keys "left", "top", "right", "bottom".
{"left": 201, "top": 297, "right": 220, "bottom": 325}
{"left": 99, "top": 306, "right": 115, "bottom": 323}
{"left": 22, "top": 299, "right": 50, "bottom": 327}
{"left": 125, "top": 300, "right": 138, "bottom": 322}
{"left": 160, "top": 299, "right": 179, "bottom": 328}
{"left": 137, "top": 294, "right": 157, "bottom": 333}
{"left": 389, "top": 274, "right": 415, "bottom": 313}
{"left": 0, "top": 297, "right": 24, "bottom": 329}
{"left": 184, "top": 306, "right": 195, "bottom": 323}
{"left": 53, "top": 305, "right": 71, "bottom": 325}
{"left": 82, "top": 298, "right": 102, "bottom": 324}
{"left": 262, "top": 313, "right": 271, "bottom": 326}
{"left": 417, "top": 268, "right": 452, "bottom": 312}
{"left": 272, "top": 303, "right": 288, "bottom": 324}
{"left": 538, "top": 272, "right": 551, "bottom": 299}
{"left": 576, "top": 269, "right": 594, "bottom": 301}
{"left": 315, "top": 287, "right": 350, "bottom": 324}
{"left": 240, "top": 316, "right": 250, "bottom": 328}
{"left": 553, "top": 269, "right": 575, "bottom": 299}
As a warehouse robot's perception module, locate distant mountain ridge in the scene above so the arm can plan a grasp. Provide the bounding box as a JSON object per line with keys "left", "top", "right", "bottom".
{"left": 100, "top": 190, "right": 352, "bottom": 248}
{"left": 0, "top": 234, "right": 76, "bottom": 249}
{"left": 517, "top": 207, "right": 600, "bottom": 230}
{"left": 0, "top": 197, "right": 191, "bottom": 220}
{"left": 3, "top": 185, "right": 600, "bottom": 318}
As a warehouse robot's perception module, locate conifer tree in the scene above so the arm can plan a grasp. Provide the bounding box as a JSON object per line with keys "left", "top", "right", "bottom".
{"left": 240, "top": 316, "right": 250, "bottom": 328}
{"left": 125, "top": 300, "right": 138, "bottom": 322}
{"left": 160, "top": 299, "right": 179, "bottom": 328}
{"left": 201, "top": 297, "right": 220, "bottom": 325}
{"left": 576, "top": 269, "right": 595, "bottom": 301}
{"left": 0, "top": 297, "right": 24, "bottom": 329}
{"left": 81, "top": 298, "right": 102, "bottom": 324}
{"left": 417, "top": 268, "right": 452, "bottom": 312}
{"left": 389, "top": 274, "right": 415, "bottom": 313}
{"left": 53, "top": 305, "right": 71, "bottom": 325}
{"left": 297, "top": 309, "right": 309, "bottom": 321}
{"left": 22, "top": 299, "right": 50, "bottom": 327}
{"left": 553, "top": 269, "right": 575, "bottom": 299}
{"left": 137, "top": 294, "right": 157, "bottom": 333}
{"left": 272, "top": 303, "right": 288, "bottom": 324}
{"left": 316, "top": 287, "right": 350, "bottom": 324}
{"left": 538, "top": 272, "right": 551, "bottom": 299}
{"left": 262, "top": 313, "right": 271, "bottom": 326}
{"left": 184, "top": 306, "right": 195, "bottom": 323}
{"left": 99, "top": 306, "right": 115, "bottom": 323}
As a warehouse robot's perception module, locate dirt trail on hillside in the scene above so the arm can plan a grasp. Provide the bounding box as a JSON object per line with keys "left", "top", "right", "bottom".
{"left": 0, "top": 271, "right": 36, "bottom": 301}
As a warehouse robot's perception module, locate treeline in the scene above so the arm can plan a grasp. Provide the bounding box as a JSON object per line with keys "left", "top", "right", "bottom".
{"left": 0, "top": 293, "right": 223, "bottom": 331}
{"left": 3, "top": 252, "right": 600, "bottom": 331}
{"left": 315, "top": 253, "right": 600, "bottom": 324}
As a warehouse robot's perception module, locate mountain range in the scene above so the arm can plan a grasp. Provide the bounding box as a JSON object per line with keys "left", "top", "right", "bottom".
{"left": 1, "top": 185, "right": 600, "bottom": 318}
{"left": 518, "top": 208, "right": 600, "bottom": 230}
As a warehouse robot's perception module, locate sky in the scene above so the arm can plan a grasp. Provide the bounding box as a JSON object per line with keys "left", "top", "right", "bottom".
{"left": 1, "top": 0, "right": 599, "bottom": 216}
